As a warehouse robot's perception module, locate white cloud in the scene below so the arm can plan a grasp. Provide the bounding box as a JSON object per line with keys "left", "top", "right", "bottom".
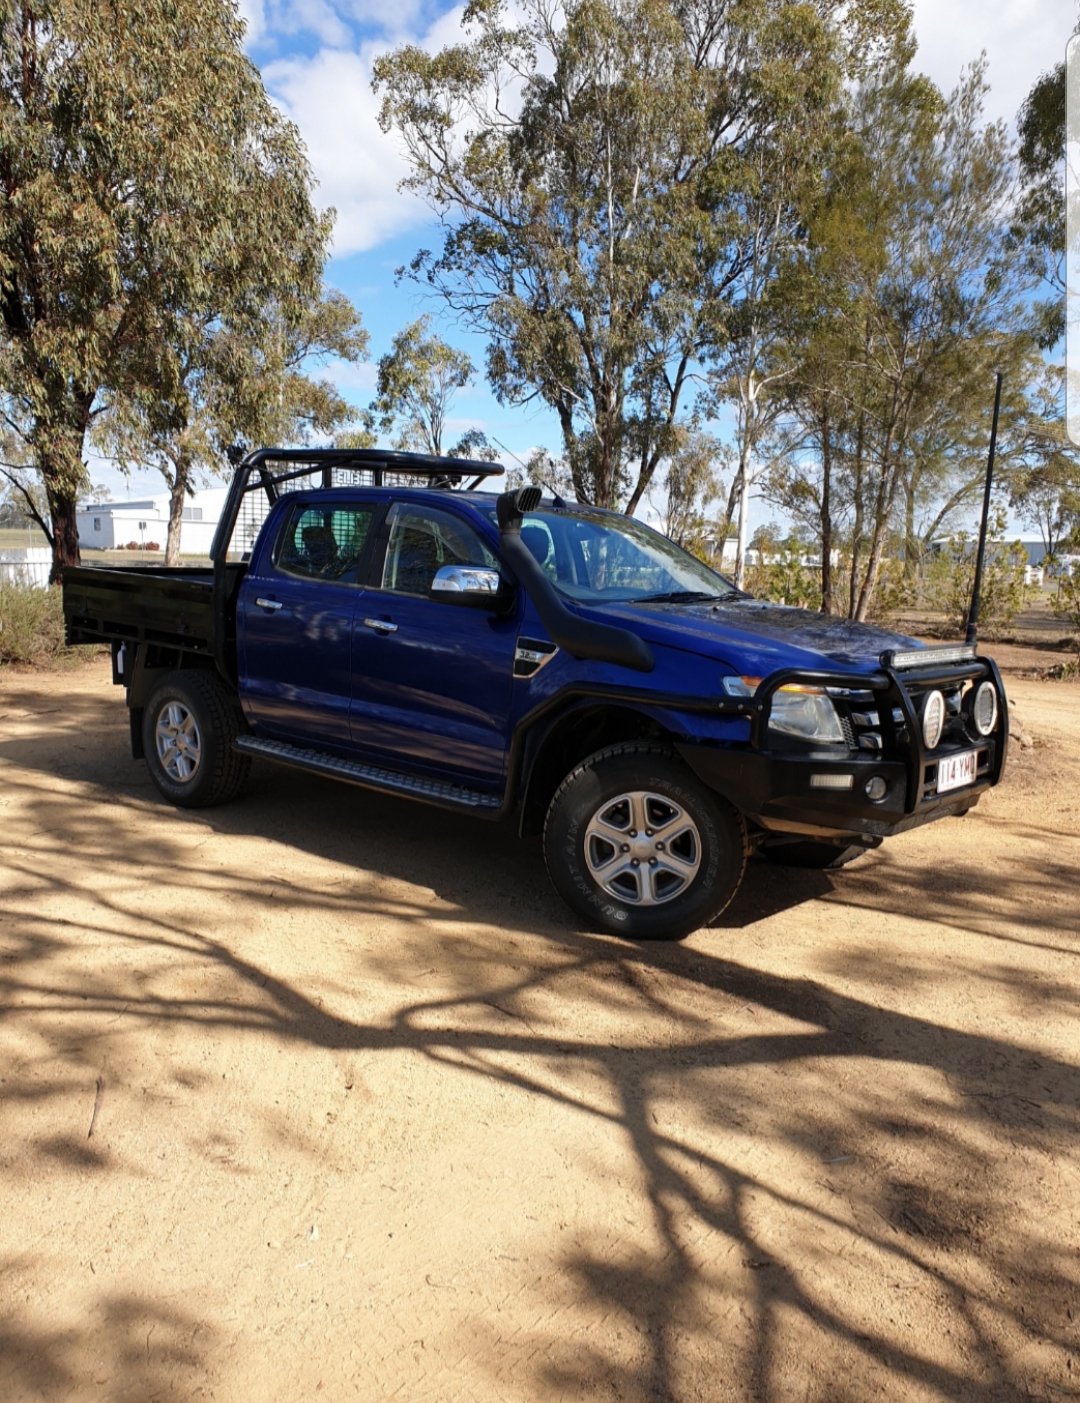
{"left": 257, "top": 0, "right": 1071, "bottom": 269}
{"left": 258, "top": 6, "right": 486, "bottom": 256}
{"left": 272, "top": 0, "right": 354, "bottom": 46}
{"left": 322, "top": 357, "right": 378, "bottom": 391}
{"left": 263, "top": 45, "right": 428, "bottom": 255}
{"left": 236, "top": 0, "right": 266, "bottom": 44}
{"left": 911, "top": 0, "right": 1072, "bottom": 125}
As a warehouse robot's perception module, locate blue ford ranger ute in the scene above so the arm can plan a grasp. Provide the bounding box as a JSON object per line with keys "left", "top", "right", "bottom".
{"left": 62, "top": 449, "right": 1008, "bottom": 941}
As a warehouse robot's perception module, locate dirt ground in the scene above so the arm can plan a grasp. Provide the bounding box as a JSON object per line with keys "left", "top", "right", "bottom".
{"left": 1, "top": 658, "right": 1078, "bottom": 1403}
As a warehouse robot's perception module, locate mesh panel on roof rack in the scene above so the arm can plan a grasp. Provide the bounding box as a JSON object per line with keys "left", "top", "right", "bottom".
{"left": 223, "top": 461, "right": 470, "bottom": 560}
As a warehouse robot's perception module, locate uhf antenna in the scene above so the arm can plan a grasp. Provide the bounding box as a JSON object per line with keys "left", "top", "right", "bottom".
{"left": 965, "top": 371, "right": 1004, "bottom": 647}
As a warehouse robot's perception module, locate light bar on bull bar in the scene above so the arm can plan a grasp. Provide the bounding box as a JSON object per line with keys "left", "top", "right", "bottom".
{"left": 880, "top": 643, "right": 978, "bottom": 670}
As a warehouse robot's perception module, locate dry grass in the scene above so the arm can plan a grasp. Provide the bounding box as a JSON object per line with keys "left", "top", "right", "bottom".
{"left": 0, "top": 583, "right": 101, "bottom": 668}
{"left": 0, "top": 527, "right": 50, "bottom": 549}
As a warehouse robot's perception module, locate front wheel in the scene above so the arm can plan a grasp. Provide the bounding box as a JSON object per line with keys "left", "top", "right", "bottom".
{"left": 142, "top": 670, "right": 250, "bottom": 809}
{"left": 543, "top": 744, "right": 748, "bottom": 941}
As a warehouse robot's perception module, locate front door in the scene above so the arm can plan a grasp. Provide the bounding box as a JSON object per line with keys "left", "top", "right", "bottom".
{"left": 349, "top": 502, "right": 518, "bottom": 786}
{"left": 240, "top": 497, "right": 380, "bottom": 746}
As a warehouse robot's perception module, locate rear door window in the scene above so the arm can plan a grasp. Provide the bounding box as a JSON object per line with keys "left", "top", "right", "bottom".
{"left": 275, "top": 502, "right": 376, "bottom": 584}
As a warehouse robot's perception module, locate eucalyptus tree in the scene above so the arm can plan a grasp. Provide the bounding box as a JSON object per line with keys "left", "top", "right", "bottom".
{"left": 700, "top": 8, "right": 858, "bottom": 588}
{"left": 374, "top": 0, "right": 908, "bottom": 513}
{"left": 0, "top": 0, "right": 329, "bottom": 577}
{"left": 99, "top": 289, "right": 368, "bottom": 565}
{"left": 1010, "top": 54, "right": 1068, "bottom": 349}
{"left": 782, "top": 62, "right": 1035, "bottom": 619}
{"left": 1004, "top": 363, "right": 1080, "bottom": 558}
{"left": 367, "top": 317, "right": 488, "bottom": 458}
{"left": 651, "top": 427, "right": 726, "bottom": 554}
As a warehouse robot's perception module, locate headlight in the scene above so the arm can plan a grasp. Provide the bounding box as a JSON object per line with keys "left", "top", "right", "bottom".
{"left": 972, "top": 680, "right": 998, "bottom": 736}
{"left": 723, "top": 676, "right": 846, "bottom": 745}
{"left": 921, "top": 689, "right": 945, "bottom": 749}
{"left": 770, "top": 687, "right": 847, "bottom": 744}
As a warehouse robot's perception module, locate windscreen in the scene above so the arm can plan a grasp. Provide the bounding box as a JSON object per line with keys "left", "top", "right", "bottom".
{"left": 506, "top": 508, "right": 737, "bottom": 604}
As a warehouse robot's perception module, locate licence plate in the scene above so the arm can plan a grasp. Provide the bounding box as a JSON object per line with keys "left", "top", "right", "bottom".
{"left": 936, "top": 749, "right": 979, "bottom": 793}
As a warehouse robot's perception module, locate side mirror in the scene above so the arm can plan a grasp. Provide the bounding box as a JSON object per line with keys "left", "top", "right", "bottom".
{"left": 430, "top": 564, "right": 506, "bottom": 608}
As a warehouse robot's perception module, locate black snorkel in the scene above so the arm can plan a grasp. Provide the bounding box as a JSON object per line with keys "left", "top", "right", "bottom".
{"left": 496, "top": 487, "right": 655, "bottom": 674}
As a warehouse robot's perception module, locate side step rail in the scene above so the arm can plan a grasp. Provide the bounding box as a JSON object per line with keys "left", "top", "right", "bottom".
{"left": 234, "top": 735, "right": 504, "bottom": 817}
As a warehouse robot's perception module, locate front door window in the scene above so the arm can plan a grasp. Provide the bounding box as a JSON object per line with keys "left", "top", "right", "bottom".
{"left": 381, "top": 504, "right": 498, "bottom": 596}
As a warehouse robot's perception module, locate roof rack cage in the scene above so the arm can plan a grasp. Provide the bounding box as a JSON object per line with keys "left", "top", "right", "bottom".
{"left": 211, "top": 446, "right": 504, "bottom": 565}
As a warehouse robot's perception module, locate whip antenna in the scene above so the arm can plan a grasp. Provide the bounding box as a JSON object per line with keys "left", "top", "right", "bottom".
{"left": 965, "top": 371, "right": 1004, "bottom": 647}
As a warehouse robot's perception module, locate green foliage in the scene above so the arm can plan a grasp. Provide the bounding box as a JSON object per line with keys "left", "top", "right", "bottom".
{"left": 0, "top": 583, "right": 68, "bottom": 666}
{"left": 0, "top": 0, "right": 330, "bottom": 574}
{"left": 770, "top": 61, "right": 1038, "bottom": 620}
{"left": 744, "top": 539, "right": 822, "bottom": 611}
{"left": 367, "top": 318, "right": 485, "bottom": 458}
{"left": 1005, "top": 364, "right": 1080, "bottom": 557}
{"left": 507, "top": 447, "right": 576, "bottom": 500}
{"left": 1010, "top": 54, "right": 1068, "bottom": 348}
{"left": 334, "top": 427, "right": 379, "bottom": 452}
{"left": 933, "top": 509, "right": 1034, "bottom": 638}
{"left": 0, "top": 476, "right": 31, "bottom": 529}
{"left": 1050, "top": 566, "right": 1080, "bottom": 661}
{"left": 211, "top": 290, "right": 369, "bottom": 450}
{"left": 375, "top": 0, "right": 909, "bottom": 511}
{"left": 862, "top": 556, "right": 917, "bottom": 622}
{"left": 97, "top": 287, "right": 368, "bottom": 564}
{"left": 656, "top": 430, "right": 726, "bottom": 558}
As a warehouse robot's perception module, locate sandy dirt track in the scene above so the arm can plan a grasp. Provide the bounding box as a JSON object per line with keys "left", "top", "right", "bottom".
{"left": 1, "top": 660, "right": 1078, "bottom": 1402}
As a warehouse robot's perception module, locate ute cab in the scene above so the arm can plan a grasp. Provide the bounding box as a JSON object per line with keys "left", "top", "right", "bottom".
{"left": 63, "top": 449, "right": 1008, "bottom": 941}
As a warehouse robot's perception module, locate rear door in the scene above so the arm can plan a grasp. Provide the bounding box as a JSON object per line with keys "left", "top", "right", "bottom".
{"left": 239, "top": 497, "right": 382, "bottom": 745}
{"left": 349, "top": 501, "right": 518, "bottom": 786}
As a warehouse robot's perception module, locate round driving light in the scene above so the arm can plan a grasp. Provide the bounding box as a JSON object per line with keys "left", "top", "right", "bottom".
{"left": 921, "top": 689, "right": 945, "bottom": 750}
{"left": 973, "top": 680, "right": 998, "bottom": 736}
{"left": 865, "top": 776, "right": 888, "bottom": 802}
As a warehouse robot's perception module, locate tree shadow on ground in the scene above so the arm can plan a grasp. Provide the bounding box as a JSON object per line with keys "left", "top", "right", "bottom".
{"left": 2, "top": 672, "right": 1078, "bottom": 1401}
{"left": 0, "top": 1296, "right": 214, "bottom": 1403}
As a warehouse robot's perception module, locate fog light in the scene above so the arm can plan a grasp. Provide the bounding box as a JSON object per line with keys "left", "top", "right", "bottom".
{"left": 810, "top": 773, "right": 853, "bottom": 790}
{"left": 973, "top": 680, "right": 998, "bottom": 736}
{"left": 921, "top": 689, "right": 945, "bottom": 750}
{"left": 864, "top": 776, "right": 888, "bottom": 802}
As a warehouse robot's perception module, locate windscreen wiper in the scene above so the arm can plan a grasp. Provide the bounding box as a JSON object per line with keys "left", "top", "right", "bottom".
{"left": 635, "top": 590, "right": 719, "bottom": 603}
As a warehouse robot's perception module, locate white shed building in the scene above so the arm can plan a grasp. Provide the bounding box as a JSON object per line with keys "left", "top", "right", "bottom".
{"left": 76, "top": 488, "right": 228, "bottom": 556}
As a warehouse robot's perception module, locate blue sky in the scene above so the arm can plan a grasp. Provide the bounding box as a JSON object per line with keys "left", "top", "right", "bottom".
{"left": 100, "top": 0, "right": 1075, "bottom": 526}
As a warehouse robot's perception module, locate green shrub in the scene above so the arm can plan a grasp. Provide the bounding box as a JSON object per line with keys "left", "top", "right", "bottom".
{"left": 930, "top": 510, "right": 1033, "bottom": 637}
{"left": 744, "top": 543, "right": 823, "bottom": 610}
{"left": 0, "top": 582, "right": 72, "bottom": 666}
{"left": 1051, "top": 566, "right": 1080, "bottom": 661}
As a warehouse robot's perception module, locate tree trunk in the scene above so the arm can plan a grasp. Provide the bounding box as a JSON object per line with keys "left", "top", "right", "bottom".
{"left": 45, "top": 486, "right": 81, "bottom": 583}
{"left": 854, "top": 452, "right": 902, "bottom": 622}
{"left": 819, "top": 399, "right": 833, "bottom": 613}
{"left": 854, "top": 516, "right": 891, "bottom": 622}
{"left": 735, "top": 459, "right": 751, "bottom": 590}
{"left": 848, "top": 410, "right": 865, "bottom": 619}
{"left": 36, "top": 405, "right": 93, "bottom": 582}
{"left": 41, "top": 440, "right": 88, "bottom": 582}
{"left": 903, "top": 480, "right": 918, "bottom": 579}
{"left": 165, "top": 454, "right": 189, "bottom": 568}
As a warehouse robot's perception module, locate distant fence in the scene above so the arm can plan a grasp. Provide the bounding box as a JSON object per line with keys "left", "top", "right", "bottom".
{"left": 0, "top": 547, "right": 51, "bottom": 588}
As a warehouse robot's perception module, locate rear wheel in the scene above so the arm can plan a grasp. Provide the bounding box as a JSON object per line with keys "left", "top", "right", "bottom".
{"left": 543, "top": 744, "right": 748, "bottom": 941}
{"left": 143, "top": 671, "right": 250, "bottom": 809}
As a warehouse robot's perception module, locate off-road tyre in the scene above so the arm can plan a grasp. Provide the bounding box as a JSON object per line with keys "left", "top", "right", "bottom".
{"left": 142, "top": 670, "right": 250, "bottom": 809}
{"left": 759, "top": 840, "right": 868, "bottom": 870}
{"left": 543, "top": 743, "right": 749, "bottom": 941}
